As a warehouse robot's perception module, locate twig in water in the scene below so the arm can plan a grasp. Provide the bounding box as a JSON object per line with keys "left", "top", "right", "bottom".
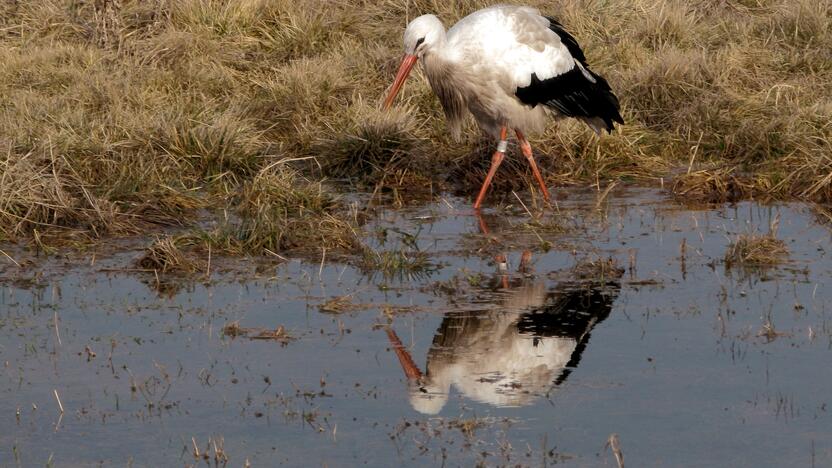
{"left": 53, "top": 389, "right": 64, "bottom": 413}
{"left": 263, "top": 248, "right": 288, "bottom": 261}
{"left": 53, "top": 312, "right": 61, "bottom": 346}
{"left": 605, "top": 433, "right": 624, "bottom": 468}
{"left": 191, "top": 437, "right": 200, "bottom": 459}
{"left": 595, "top": 181, "right": 618, "bottom": 211}
{"left": 205, "top": 242, "right": 211, "bottom": 279}
{"left": 0, "top": 248, "right": 20, "bottom": 267}
{"left": 511, "top": 191, "right": 534, "bottom": 219}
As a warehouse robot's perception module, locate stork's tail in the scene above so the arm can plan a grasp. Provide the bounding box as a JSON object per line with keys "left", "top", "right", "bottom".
{"left": 576, "top": 69, "right": 624, "bottom": 134}
{"left": 538, "top": 17, "right": 624, "bottom": 133}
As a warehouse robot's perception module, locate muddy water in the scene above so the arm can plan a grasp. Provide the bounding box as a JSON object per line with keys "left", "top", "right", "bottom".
{"left": 1, "top": 188, "right": 831, "bottom": 467}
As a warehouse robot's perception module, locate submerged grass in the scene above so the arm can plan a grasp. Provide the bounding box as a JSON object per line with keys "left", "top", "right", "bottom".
{"left": 222, "top": 320, "right": 295, "bottom": 344}
{"left": 0, "top": 0, "right": 830, "bottom": 251}
{"left": 724, "top": 233, "right": 789, "bottom": 268}
{"left": 359, "top": 247, "right": 436, "bottom": 280}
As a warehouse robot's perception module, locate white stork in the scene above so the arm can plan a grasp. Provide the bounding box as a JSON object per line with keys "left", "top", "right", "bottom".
{"left": 383, "top": 5, "right": 623, "bottom": 209}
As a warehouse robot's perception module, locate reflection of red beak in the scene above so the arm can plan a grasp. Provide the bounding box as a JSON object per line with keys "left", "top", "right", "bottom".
{"left": 385, "top": 327, "right": 423, "bottom": 380}
{"left": 383, "top": 54, "right": 418, "bottom": 110}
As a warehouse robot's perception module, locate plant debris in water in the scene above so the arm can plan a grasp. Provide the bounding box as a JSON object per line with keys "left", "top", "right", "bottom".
{"left": 359, "top": 247, "right": 436, "bottom": 280}
{"left": 222, "top": 321, "right": 295, "bottom": 344}
{"left": 724, "top": 233, "right": 789, "bottom": 268}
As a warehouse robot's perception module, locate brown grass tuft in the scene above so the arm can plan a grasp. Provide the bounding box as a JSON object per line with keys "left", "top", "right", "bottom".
{"left": 314, "top": 103, "right": 432, "bottom": 187}
{"left": 0, "top": 151, "right": 131, "bottom": 239}
{"left": 724, "top": 233, "right": 789, "bottom": 268}
{"left": 136, "top": 235, "right": 204, "bottom": 274}
{"left": 672, "top": 167, "right": 756, "bottom": 203}
{"left": 176, "top": 166, "right": 363, "bottom": 257}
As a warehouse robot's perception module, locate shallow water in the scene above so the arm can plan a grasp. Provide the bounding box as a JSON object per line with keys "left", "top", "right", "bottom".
{"left": 2, "top": 188, "right": 831, "bottom": 467}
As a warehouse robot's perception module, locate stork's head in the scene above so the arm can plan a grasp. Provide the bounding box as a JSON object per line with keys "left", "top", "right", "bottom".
{"left": 383, "top": 14, "right": 445, "bottom": 110}
{"left": 403, "top": 14, "right": 444, "bottom": 57}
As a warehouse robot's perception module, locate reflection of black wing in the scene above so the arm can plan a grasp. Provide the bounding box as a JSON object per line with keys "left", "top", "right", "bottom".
{"left": 516, "top": 281, "right": 620, "bottom": 387}
{"left": 429, "top": 310, "right": 490, "bottom": 351}
{"left": 516, "top": 282, "right": 617, "bottom": 337}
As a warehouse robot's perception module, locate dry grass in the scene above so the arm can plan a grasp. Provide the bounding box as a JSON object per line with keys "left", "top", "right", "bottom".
{"left": 230, "top": 167, "right": 361, "bottom": 253}
{"left": 724, "top": 233, "right": 789, "bottom": 268}
{"left": 1, "top": 0, "right": 830, "bottom": 250}
{"left": 672, "top": 167, "right": 757, "bottom": 203}
{"left": 571, "top": 257, "right": 624, "bottom": 283}
{"left": 174, "top": 166, "right": 361, "bottom": 257}
{"left": 134, "top": 167, "right": 360, "bottom": 266}
{"left": 136, "top": 235, "right": 204, "bottom": 273}
{"left": 313, "top": 103, "right": 433, "bottom": 189}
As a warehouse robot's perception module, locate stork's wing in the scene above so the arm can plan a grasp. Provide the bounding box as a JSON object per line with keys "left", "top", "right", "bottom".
{"left": 545, "top": 17, "right": 587, "bottom": 66}
{"left": 446, "top": 7, "right": 573, "bottom": 83}
{"left": 447, "top": 6, "right": 623, "bottom": 132}
{"left": 512, "top": 15, "right": 624, "bottom": 133}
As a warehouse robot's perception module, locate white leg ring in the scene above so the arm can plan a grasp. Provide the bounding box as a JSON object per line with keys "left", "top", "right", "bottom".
{"left": 496, "top": 140, "right": 508, "bottom": 153}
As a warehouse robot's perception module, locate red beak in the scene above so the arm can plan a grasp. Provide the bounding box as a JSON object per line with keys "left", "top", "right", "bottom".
{"left": 383, "top": 54, "right": 418, "bottom": 110}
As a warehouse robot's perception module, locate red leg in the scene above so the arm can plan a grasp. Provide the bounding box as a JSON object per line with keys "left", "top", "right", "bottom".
{"left": 515, "top": 129, "right": 551, "bottom": 202}
{"left": 473, "top": 126, "right": 508, "bottom": 210}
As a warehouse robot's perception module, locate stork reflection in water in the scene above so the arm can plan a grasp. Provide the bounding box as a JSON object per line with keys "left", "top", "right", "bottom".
{"left": 386, "top": 253, "right": 621, "bottom": 415}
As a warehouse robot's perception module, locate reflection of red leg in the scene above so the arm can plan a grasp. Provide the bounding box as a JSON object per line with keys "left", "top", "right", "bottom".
{"left": 495, "top": 253, "right": 509, "bottom": 288}
{"left": 519, "top": 250, "right": 533, "bottom": 274}
{"left": 515, "top": 129, "right": 551, "bottom": 202}
{"left": 473, "top": 126, "right": 508, "bottom": 210}
{"left": 385, "top": 328, "right": 422, "bottom": 380}
{"left": 480, "top": 210, "right": 510, "bottom": 287}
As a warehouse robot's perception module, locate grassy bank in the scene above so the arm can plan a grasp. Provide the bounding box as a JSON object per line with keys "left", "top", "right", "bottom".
{"left": 1, "top": 0, "right": 830, "bottom": 255}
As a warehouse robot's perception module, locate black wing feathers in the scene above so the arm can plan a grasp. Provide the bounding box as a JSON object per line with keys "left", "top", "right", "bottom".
{"left": 545, "top": 17, "right": 587, "bottom": 65}
{"left": 515, "top": 17, "right": 624, "bottom": 133}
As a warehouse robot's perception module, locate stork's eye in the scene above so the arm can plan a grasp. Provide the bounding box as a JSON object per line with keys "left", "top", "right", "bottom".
{"left": 415, "top": 37, "right": 425, "bottom": 49}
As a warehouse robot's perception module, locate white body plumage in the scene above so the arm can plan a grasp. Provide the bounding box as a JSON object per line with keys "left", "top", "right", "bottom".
{"left": 401, "top": 6, "right": 619, "bottom": 139}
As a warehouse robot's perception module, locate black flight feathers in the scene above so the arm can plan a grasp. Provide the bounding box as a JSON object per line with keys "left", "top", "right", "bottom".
{"left": 514, "top": 17, "right": 624, "bottom": 133}
{"left": 547, "top": 17, "right": 586, "bottom": 65}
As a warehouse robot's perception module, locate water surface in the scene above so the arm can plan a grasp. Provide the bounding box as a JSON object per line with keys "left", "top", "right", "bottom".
{"left": 2, "top": 188, "right": 830, "bottom": 466}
